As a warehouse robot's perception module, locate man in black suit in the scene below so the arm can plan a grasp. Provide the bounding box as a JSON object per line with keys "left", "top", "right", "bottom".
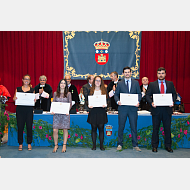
{"left": 65, "top": 75, "right": 80, "bottom": 114}
{"left": 82, "top": 75, "right": 94, "bottom": 111}
{"left": 34, "top": 75, "right": 53, "bottom": 111}
{"left": 114, "top": 66, "right": 142, "bottom": 151}
{"left": 139, "top": 77, "right": 151, "bottom": 111}
{"left": 146, "top": 67, "right": 177, "bottom": 153}
{"left": 107, "top": 71, "right": 121, "bottom": 111}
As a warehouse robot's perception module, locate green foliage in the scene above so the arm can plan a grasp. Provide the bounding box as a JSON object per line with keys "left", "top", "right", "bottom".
{"left": 0, "top": 103, "right": 10, "bottom": 145}
{"left": 6, "top": 113, "right": 190, "bottom": 150}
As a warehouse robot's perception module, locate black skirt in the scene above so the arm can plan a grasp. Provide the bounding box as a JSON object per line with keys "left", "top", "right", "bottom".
{"left": 87, "top": 107, "right": 108, "bottom": 125}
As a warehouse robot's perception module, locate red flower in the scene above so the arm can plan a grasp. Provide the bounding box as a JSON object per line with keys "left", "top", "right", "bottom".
{"left": 160, "top": 127, "right": 163, "bottom": 131}
{"left": 49, "top": 136, "right": 52, "bottom": 140}
{"left": 68, "top": 135, "right": 71, "bottom": 138}
{"left": 137, "top": 136, "right": 141, "bottom": 140}
{"left": 145, "top": 138, "right": 147, "bottom": 141}
{"left": 129, "top": 134, "right": 132, "bottom": 138}
{"left": 187, "top": 121, "right": 190, "bottom": 125}
{"left": 184, "top": 130, "right": 188, "bottom": 135}
{"left": 39, "top": 126, "right": 42, "bottom": 129}
{"left": 180, "top": 128, "right": 182, "bottom": 132}
{"left": 75, "top": 133, "right": 78, "bottom": 137}
{"left": 80, "top": 135, "right": 83, "bottom": 140}
{"left": 33, "top": 126, "right": 35, "bottom": 129}
{"left": 178, "top": 134, "right": 180, "bottom": 138}
{"left": 162, "top": 131, "right": 165, "bottom": 136}
{"left": 46, "top": 134, "right": 49, "bottom": 138}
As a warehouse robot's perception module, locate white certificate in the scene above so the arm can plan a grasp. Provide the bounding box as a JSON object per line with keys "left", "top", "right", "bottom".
{"left": 50, "top": 102, "right": 70, "bottom": 114}
{"left": 15, "top": 92, "right": 35, "bottom": 106}
{"left": 88, "top": 95, "right": 107, "bottom": 107}
{"left": 41, "top": 91, "right": 49, "bottom": 98}
{"left": 120, "top": 93, "right": 138, "bottom": 106}
{"left": 153, "top": 93, "right": 173, "bottom": 106}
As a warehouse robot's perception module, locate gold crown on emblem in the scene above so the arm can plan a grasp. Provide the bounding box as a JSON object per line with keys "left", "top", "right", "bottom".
{"left": 94, "top": 40, "right": 110, "bottom": 50}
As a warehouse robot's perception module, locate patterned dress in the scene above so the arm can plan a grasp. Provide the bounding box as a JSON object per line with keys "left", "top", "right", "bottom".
{"left": 52, "top": 92, "right": 72, "bottom": 129}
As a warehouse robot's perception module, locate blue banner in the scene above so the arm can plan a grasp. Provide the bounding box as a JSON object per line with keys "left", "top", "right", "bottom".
{"left": 63, "top": 31, "right": 141, "bottom": 80}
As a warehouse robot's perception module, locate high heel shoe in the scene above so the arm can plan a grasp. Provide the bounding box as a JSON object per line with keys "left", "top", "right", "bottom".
{"left": 91, "top": 145, "right": 96, "bottom": 150}
{"left": 18, "top": 144, "right": 23, "bottom": 151}
{"left": 62, "top": 144, "right": 67, "bottom": 153}
{"left": 28, "top": 144, "right": 32, "bottom": 151}
{"left": 52, "top": 144, "right": 59, "bottom": 153}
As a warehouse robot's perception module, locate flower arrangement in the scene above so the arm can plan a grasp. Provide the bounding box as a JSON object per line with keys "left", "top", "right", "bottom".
{"left": 0, "top": 101, "right": 10, "bottom": 144}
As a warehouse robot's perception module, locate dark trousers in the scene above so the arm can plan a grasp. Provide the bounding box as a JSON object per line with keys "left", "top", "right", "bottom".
{"left": 152, "top": 108, "right": 172, "bottom": 148}
{"left": 16, "top": 106, "right": 33, "bottom": 145}
{"left": 118, "top": 109, "right": 138, "bottom": 147}
{"left": 91, "top": 124, "right": 104, "bottom": 148}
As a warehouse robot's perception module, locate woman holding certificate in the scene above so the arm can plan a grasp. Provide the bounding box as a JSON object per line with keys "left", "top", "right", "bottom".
{"left": 51, "top": 79, "right": 72, "bottom": 153}
{"left": 87, "top": 76, "right": 108, "bottom": 151}
{"left": 13, "top": 74, "right": 35, "bottom": 151}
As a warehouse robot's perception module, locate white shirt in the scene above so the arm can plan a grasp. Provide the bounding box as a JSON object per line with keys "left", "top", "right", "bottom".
{"left": 93, "top": 90, "right": 101, "bottom": 95}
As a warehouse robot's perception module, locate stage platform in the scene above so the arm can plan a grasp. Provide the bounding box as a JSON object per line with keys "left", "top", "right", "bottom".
{"left": 8, "top": 113, "right": 190, "bottom": 149}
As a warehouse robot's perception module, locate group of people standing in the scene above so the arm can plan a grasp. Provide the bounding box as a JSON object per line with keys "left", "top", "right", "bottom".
{"left": 12, "top": 66, "right": 177, "bottom": 154}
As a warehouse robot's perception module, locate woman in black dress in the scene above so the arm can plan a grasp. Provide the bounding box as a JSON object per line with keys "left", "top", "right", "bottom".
{"left": 13, "top": 74, "right": 35, "bottom": 151}
{"left": 87, "top": 76, "right": 108, "bottom": 151}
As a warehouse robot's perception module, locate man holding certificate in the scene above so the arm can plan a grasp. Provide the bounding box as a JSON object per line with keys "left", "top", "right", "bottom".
{"left": 114, "top": 66, "right": 142, "bottom": 151}
{"left": 146, "top": 67, "right": 177, "bottom": 153}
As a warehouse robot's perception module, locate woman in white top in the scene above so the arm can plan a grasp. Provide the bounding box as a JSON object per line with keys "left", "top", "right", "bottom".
{"left": 87, "top": 76, "right": 108, "bottom": 150}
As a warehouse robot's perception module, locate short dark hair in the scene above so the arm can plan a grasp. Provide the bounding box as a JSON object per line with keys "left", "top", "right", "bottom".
{"left": 110, "top": 71, "right": 118, "bottom": 78}
{"left": 157, "top": 67, "right": 166, "bottom": 73}
{"left": 123, "top": 66, "right": 131, "bottom": 73}
{"left": 87, "top": 75, "right": 93, "bottom": 83}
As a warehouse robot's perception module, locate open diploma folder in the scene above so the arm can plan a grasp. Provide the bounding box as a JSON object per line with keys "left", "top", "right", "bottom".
{"left": 120, "top": 93, "right": 138, "bottom": 106}
{"left": 15, "top": 92, "right": 35, "bottom": 106}
{"left": 153, "top": 93, "right": 173, "bottom": 106}
{"left": 50, "top": 102, "right": 70, "bottom": 114}
{"left": 88, "top": 95, "right": 107, "bottom": 107}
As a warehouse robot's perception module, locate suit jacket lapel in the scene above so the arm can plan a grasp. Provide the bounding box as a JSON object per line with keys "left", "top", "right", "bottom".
{"left": 156, "top": 80, "right": 160, "bottom": 93}
{"left": 165, "top": 80, "right": 169, "bottom": 93}
{"left": 130, "top": 79, "right": 133, "bottom": 93}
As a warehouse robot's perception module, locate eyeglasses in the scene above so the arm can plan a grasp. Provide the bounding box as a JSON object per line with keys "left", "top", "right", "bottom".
{"left": 23, "top": 79, "right": 30, "bottom": 81}
{"left": 40, "top": 80, "right": 46, "bottom": 81}
{"left": 95, "top": 80, "right": 101, "bottom": 82}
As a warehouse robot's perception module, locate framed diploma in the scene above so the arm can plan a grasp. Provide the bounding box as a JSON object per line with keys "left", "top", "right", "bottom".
{"left": 120, "top": 93, "right": 138, "bottom": 106}
{"left": 153, "top": 93, "right": 173, "bottom": 106}
{"left": 50, "top": 102, "right": 70, "bottom": 114}
{"left": 88, "top": 95, "right": 107, "bottom": 107}
{"left": 15, "top": 92, "right": 35, "bottom": 106}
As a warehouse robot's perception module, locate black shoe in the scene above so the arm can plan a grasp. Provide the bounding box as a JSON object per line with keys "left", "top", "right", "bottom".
{"left": 152, "top": 147, "right": 158, "bottom": 152}
{"left": 165, "top": 147, "right": 173, "bottom": 153}
{"left": 91, "top": 146, "right": 96, "bottom": 150}
{"left": 100, "top": 147, "right": 105, "bottom": 151}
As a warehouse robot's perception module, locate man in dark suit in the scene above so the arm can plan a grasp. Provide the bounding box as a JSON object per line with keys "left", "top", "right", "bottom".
{"left": 107, "top": 71, "right": 121, "bottom": 111}
{"left": 34, "top": 75, "right": 53, "bottom": 111}
{"left": 139, "top": 77, "right": 151, "bottom": 111}
{"left": 82, "top": 75, "right": 94, "bottom": 111}
{"left": 114, "top": 66, "right": 142, "bottom": 151}
{"left": 146, "top": 67, "right": 177, "bottom": 153}
{"left": 65, "top": 75, "right": 80, "bottom": 114}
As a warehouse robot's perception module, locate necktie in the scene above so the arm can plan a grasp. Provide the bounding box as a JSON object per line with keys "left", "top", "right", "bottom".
{"left": 160, "top": 81, "right": 164, "bottom": 94}
{"left": 126, "top": 80, "right": 129, "bottom": 93}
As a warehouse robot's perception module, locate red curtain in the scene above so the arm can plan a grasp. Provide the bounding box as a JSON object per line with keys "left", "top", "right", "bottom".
{"left": 0, "top": 31, "right": 190, "bottom": 113}
{"left": 140, "top": 31, "right": 190, "bottom": 112}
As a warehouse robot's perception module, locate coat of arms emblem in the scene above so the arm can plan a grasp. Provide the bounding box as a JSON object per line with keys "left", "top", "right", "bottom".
{"left": 105, "top": 125, "right": 113, "bottom": 136}
{"left": 94, "top": 40, "right": 110, "bottom": 65}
